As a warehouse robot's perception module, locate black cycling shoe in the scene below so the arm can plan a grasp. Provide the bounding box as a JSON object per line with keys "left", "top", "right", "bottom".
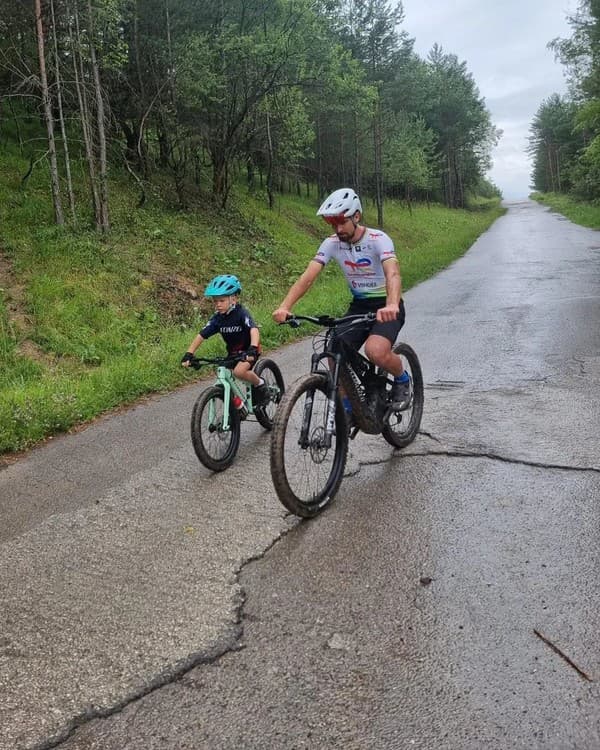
{"left": 252, "top": 383, "right": 270, "bottom": 407}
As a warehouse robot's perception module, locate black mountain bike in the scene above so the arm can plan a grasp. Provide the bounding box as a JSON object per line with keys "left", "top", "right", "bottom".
{"left": 189, "top": 354, "right": 284, "bottom": 471}
{"left": 270, "top": 313, "right": 423, "bottom": 517}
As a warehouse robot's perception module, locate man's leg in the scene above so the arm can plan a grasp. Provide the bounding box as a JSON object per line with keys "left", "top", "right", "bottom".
{"left": 364, "top": 327, "right": 411, "bottom": 409}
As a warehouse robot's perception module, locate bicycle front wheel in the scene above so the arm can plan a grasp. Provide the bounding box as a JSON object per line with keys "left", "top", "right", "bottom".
{"left": 270, "top": 374, "right": 348, "bottom": 517}
{"left": 382, "top": 342, "right": 424, "bottom": 448}
{"left": 191, "top": 385, "right": 241, "bottom": 471}
{"left": 253, "top": 357, "right": 285, "bottom": 430}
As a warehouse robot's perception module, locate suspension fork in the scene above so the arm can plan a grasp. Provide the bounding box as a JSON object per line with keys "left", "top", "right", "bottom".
{"left": 299, "top": 351, "right": 341, "bottom": 448}
{"left": 215, "top": 366, "right": 247, "bottom": 430}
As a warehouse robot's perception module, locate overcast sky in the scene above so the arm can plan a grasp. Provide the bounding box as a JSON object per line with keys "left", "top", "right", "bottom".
{"left": 400, "top": 0, "right": 577, "bottom": 199}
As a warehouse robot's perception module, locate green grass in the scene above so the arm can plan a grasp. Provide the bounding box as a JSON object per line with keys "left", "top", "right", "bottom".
{"left": 0, "top": 139, "right": 505, "bottom": 453}
{"left": 531, "top": 192, "right": 600, "bottom": 229}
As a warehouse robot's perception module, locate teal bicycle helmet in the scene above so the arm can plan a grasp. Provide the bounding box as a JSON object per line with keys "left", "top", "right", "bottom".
{"left": 204, "top": 274, "right": 242, "bottom": 296}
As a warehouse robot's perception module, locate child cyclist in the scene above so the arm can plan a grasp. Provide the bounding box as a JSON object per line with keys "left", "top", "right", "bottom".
{"left": 181, "top": 274, "right": 269, "bottom": 406}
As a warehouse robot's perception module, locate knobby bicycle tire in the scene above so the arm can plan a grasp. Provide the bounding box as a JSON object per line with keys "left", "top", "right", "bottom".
{"left": 191, "top": 385, "right": 241, "bottom": 471}
{"left": 253, "top": 358, "right": 285, "bottom": 430}
{"left": 270, "top": 373, "right": 348, "bottom": 518}
{"left": 381, "top": 342, "right": 424, "bottom": 448}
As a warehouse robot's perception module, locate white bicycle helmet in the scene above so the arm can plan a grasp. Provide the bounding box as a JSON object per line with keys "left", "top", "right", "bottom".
{"left": 316, "top": 188, "right": 362, "bottom": 219}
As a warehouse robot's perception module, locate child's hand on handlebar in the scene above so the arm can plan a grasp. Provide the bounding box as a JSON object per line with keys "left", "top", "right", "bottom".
{"left": 245, "top": 345, "right": 259, "bottom": 362}
{"left": 181, "top": 352, "right": 195, "bottom": 367}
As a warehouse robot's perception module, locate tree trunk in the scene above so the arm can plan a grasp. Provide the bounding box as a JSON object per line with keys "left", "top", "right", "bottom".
{"left": 446, "top": 148, "right": 455, "bottom": 208}
{"left": 212, "top": 148, "right": 229, "bottom": 205}
{"left": 265, "top": 108, "right": 274, "bottom": 210}
{"left": 7, "top": 98, "right": 24, "bottom": 154}
{"left": 34, "top": 0, "right": 64, "bottom": 225}
{"left": 132, "top": 6, "right": 149, "bottom": 178}
{"left": 87, "top": 0, "right": 110, "bottom": 232}
{"left": 353, "top": 111, "right": 360, "bottom": 193}
{"left": 316, "top": 114, "right": 323, "bottom": 197}
{"left": 70, "top": 1, "right": 101, "bottom": 228}
{"left": 246, "top": 156, "right": 255, "bottom": 191}
{"left": 50, "top": 0, "right": 76, "bottom": 224}
{"left": 373, "top": 89, "right": 384, "bottom": 227}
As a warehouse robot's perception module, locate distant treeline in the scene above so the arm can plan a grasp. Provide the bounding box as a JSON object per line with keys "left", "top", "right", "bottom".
{"left": 529, "top": 0, "right": 600, "bottom": 200}
{"left": 0, "top": 0, "right": 501, "bottom": 231}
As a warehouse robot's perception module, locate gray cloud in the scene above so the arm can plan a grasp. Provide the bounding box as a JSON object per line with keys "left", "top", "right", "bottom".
{"left": 400, "top": 0, "right": 576, "bottom": 198}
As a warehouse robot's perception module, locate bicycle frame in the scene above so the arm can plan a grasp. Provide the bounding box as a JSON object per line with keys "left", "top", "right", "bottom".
{"left": 292, "top": 313, "right": 385, "bottom": 446}
{"left": 191, "top": 356, "right": 255, "bottom": 431}
{"left": 212, "top": 366, "right": 252, "bottom": 430}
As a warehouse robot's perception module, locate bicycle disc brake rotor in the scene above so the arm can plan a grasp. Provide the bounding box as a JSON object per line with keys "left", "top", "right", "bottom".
{"left": 308, "top": 425, "right": 329, "bottom": 463}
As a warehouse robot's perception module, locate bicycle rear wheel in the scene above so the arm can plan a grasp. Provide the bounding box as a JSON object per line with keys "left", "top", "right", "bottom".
{"left": 270, "top": 374, "right": 348, "bottom": 517}
{"left": 382, "top": 342, "right": 424, "bottom": 448}
{"left": 253, "top": 357, "right": 285, "bottom": 430}
{"left": 191, "top": 385, "right": 241, "bottom": 471}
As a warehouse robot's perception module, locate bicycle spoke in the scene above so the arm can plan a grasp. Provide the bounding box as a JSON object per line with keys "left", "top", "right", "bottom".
{"left": 271, "top": 375, "right": 347, "bottom": 517}
{"left": 253, "top": 358, "right": 285, "bottom": 430}
{"left": 382, "top": 343, "right": 424, "bottom": 448}
{"left": 191, "top": 387, "right": 240, "bottom": 471}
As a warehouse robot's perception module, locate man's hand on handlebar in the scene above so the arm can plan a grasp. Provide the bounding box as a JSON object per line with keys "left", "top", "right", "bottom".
{"left": 376, "top": 303, "right": 400, "bottom": 323}
{"left": 272, "top": 307, "right": 292, "bottom": 324}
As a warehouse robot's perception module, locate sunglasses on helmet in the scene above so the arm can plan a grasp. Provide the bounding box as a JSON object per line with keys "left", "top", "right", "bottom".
{"left": 322, "top": 213, "right": 350, "bottom": 226}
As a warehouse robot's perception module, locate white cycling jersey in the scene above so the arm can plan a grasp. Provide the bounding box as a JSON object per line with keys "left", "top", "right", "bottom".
{"left": 313, "top": 227, "right": 397, "bottom": 300}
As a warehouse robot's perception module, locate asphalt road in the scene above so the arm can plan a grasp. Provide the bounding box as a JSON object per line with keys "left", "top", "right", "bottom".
{"left": 1, "top": 200, "right": 599, "bottom": 749}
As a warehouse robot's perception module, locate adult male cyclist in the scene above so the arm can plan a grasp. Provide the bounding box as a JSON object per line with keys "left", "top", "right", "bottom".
{"left": 272, "top": 187, "right": 411, "bottom": 408}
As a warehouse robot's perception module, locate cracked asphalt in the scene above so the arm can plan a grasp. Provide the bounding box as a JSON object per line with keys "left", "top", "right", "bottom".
{"left": 1, "top": 200, "right": 599, "bottom": 749}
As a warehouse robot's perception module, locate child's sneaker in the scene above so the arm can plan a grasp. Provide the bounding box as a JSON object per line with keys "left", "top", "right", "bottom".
{"left": 252, "top": 383, "right": 270, "bottom": 407}
{"left": 391, "top": 372, "right": 412, "bottom": 410}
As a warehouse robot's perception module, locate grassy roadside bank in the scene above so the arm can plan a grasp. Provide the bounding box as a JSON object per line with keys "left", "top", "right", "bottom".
{"left": 0, "top": 152, "right": 504, "bottom": 454}
{"left": 531, "top": 192, "right": 600, "bottom": 229}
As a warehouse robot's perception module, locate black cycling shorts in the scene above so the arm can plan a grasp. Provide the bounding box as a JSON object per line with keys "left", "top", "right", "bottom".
{"left": 336, "top": 297, "right": 405, "bottom": 349}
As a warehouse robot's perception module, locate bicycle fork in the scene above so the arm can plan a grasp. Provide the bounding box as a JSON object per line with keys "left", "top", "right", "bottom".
{"left": 299, "top": 352, "right": 341, "bottom": 449}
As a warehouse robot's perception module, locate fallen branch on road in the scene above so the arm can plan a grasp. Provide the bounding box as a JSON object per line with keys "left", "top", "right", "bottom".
{"left": 533, "top": 628, "right": 593, "bottom": 682}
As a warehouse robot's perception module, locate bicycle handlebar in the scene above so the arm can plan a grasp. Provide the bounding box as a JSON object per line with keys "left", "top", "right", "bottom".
{"left": 189, "top": 353, "right": 247, "bottom": 370}
{"left": 280, "top": 312, "right": 378, "bottom": 329}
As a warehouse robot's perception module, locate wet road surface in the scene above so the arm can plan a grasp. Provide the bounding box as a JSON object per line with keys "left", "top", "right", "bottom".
{"left": 1, "top": 200, "right": 599, "bottom": 749}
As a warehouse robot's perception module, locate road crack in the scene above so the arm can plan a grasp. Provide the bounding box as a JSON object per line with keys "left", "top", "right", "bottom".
{"left": 356, "top": 431, "right": 600, "bottom": 474}
{"left": 31, "top": 523, "right": 297, "bottom": 750}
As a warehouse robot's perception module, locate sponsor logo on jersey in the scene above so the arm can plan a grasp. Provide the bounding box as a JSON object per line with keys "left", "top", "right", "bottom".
{"left": 220, "top": 325, "right": 243, "bottom": 333}
{"left": 344, "top": 257, "right": 372, "bottom": 271}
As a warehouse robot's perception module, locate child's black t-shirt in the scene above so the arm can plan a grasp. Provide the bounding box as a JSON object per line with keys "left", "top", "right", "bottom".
{"left": 200, "top": 304, "right": 257, "bottom": 354}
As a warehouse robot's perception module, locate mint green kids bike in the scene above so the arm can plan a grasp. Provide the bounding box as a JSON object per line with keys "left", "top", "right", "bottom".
{"left": 189, "top": 353, "right": 285, "bottom": 471}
